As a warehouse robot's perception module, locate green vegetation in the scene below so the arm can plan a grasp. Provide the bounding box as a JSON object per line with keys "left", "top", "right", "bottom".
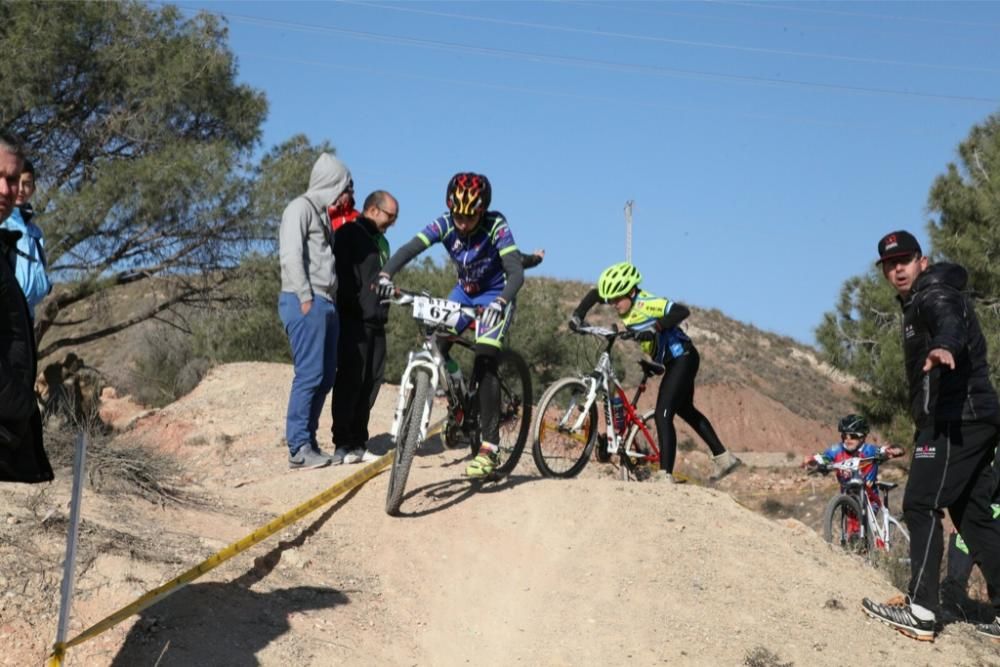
{"left": 0, "top": 2, "right": 328, "bottom": 359}
{"left": 817, "top": 112, "right": 1000, "bottom": 442}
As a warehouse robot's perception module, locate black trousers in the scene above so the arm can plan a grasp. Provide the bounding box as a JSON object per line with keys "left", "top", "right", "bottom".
{"left": 903, "top": 420, "right": 1000, "bottom": 616}
{"left": 331, "top": 320, "right": 386, "bottom": 450}
{"left": 654, "top": 347, "right": 726, "bottom": 474}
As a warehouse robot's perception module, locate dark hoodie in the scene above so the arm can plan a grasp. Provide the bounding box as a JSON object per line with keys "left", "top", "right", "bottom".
{"left": 899, "top": 262, "right": 1000, "bottom": 426}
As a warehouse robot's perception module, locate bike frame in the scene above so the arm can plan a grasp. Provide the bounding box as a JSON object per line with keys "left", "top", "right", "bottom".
{"left": 388, "top": 293, "right": 478, "bottom": 446}
{"left": 571, "top": 327, "right": 661, "bottom": 465}
{"left": 825, "top": 457, "right": 908, "bottom": 552}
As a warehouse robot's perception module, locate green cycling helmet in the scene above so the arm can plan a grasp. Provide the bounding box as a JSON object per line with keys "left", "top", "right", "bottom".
{"left": 597, "top": 262, "right": 642, "bottom": 301}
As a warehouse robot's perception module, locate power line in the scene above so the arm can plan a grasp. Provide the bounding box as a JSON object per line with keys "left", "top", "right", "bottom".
{"left": 345, "top": 0, "right": 1000, "bottom": 75}
{"left": 712, "top": 0, "right": 1000, "bottom": 29}
{"left": 171, "top": 4, "right": 1000, "bottom": 105}
{"left": 234, "top": 52, "right": 965, "bottom": 136}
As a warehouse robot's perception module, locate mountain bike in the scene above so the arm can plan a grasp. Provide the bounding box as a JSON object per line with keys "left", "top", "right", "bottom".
{"left": 531, "top": 323, "right": 664, "bottom": 481}
{"left": 808, "top": 455, "right": 910, "bottom": 565}
{"left": 384, "top": 289, "right": 532, "bottom": 515}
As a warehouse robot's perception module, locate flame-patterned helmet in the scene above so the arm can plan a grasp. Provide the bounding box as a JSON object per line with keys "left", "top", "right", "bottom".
{"left": 596, "top": 262, "right": 642, "bottom": 301}
{"left": 447, "top": 172, "right": 491, "bottom": 216}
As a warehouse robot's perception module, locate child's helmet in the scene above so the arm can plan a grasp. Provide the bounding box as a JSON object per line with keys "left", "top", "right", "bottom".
{"left": 597, "top": 262, "right": 642, "bottom": 301}
{"left": 837, "top": 414, "right": 869, "bottom": 436}
{"left": 447, "top": 172, "right": 491, "bottom": 216}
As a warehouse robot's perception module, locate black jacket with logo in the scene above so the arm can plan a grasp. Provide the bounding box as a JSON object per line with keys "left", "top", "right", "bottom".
{"left": 334, "top": 216, "right": 390, "bottom": 330}
{"left": 0, "top": 229, "right": 53, "bottom": 483}
{"left": 899, "top": 262, "right": 1000, "bottom": 426}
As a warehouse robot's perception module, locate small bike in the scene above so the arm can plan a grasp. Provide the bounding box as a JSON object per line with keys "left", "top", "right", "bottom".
{"left": 809, "top": 455, "right": 910, "bottom": 564}
{"left": 384, "top": 289, "right": 532, "bottom": 515}
{"left": 531, "top": 323, "right": 664, "bottom": 481}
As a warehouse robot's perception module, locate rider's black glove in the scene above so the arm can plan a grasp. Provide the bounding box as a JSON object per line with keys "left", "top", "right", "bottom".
{"left": 634, "top": 329, "right": 657, "bottom": 342}
{"left": 568, "top": 314, "right": 582, "bottom": 332}
{"left": 374, "top": 275, "right": 395, "bottom": 300}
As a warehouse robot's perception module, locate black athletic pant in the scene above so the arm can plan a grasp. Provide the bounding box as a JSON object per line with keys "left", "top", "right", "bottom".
{"left": 904, "top": 420, "right": 1000, "bottom": 617}
{"left": 655, "top": 347, "right": 726, "bottom": 474}
{"left": 437, "top": 340, "right": 501, "bottom": 446}
{"left": 331, "top": 320, "right": 386, "bottom": 450}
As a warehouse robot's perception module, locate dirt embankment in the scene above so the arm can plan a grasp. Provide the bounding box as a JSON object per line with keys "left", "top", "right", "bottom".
{"left": 1, "top": 362, "right": 997, "bottom": 666}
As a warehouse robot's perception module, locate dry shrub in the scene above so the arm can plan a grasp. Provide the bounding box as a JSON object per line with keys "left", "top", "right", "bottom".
{"left": 744, "top": 646, "right": 793, "bottom": 667}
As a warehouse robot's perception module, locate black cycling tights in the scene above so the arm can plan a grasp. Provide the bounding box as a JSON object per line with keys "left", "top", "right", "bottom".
{"left": 655, "top": 347, "right": 726, "bottom": 474}
{"left": 438, "top": 340, "right": 500, "bottom": 446}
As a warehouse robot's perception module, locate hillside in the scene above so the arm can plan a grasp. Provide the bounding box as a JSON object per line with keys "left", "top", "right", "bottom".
{"left": 1, "top": 363, "right": 998, "bottom": 666}
{"left": 38, "top": 273, "right": 857, "bottom": 458}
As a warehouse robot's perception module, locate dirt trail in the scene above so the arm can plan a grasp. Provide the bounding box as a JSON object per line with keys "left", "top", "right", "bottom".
{"left": 2, "top": 362, "right": 998, "bottom": 666}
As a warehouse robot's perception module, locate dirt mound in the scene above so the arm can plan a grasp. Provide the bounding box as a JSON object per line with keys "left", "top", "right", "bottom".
{"left": 1, "top": 362, "right": 997, "bottom": 666}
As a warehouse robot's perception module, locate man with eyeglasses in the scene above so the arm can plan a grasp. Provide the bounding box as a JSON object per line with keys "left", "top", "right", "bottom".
{"left": 862, "top": 230, "right": 1000, "bottom": 643}
{"left": 330, "top": 190, "right": 398, "bottom": 464}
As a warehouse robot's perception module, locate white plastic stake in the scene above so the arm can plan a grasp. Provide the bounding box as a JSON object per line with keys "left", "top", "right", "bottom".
{"left": 54, "top": 432, "right": 88, "bottom": 651}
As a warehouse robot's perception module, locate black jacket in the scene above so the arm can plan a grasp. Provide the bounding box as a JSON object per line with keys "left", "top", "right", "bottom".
{"left": 899, "top": 262, "right": 1000, "bottom": 426}
{"left": 334, "top": 216, "right": 390, "bottom": 330}
{"left": 0, "top": 229, "right": 53, "bottom": 483}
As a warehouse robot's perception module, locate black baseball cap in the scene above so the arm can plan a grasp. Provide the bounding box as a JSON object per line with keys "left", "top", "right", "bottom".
{"left": 877, "top": 230, "right": 922, "bottom": 264}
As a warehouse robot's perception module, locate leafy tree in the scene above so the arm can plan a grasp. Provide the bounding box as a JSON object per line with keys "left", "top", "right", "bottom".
{"left": 818, "top": 111, "right": 1000, "bottom": 442}
{"left": 0, "top": 2, "right": 323, "bottom": 359}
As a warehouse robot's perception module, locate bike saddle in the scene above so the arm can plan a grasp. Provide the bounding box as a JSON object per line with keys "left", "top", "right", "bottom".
{"left": 876, "top": 481, "right": 898, "bottom": 491}
{"left": 639, "top": 359, "right": 665, "bottom": 377}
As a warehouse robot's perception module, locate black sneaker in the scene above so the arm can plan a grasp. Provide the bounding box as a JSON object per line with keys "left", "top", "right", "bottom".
{"left": 862, "top": 597, "right": 936, "bottom": 641}
{"left": 975, "top": 617, "right": 1000, "bottom": 642}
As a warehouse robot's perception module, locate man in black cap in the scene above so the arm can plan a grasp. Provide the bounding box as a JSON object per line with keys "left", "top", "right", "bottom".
{"left": 862, "top": 230, "right": 1000, "bottom": 642}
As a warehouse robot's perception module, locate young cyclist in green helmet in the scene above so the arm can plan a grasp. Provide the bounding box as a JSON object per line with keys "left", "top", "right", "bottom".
{"left": 569, "top": 261, "right": 742, "bottom": 483}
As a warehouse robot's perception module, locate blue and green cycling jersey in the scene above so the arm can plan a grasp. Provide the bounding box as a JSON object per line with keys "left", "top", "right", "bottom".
{"left": 620, "top": 290, "right": 692, "bottom": 362}
{"left": 417, "top": 211, "right": 519, "bottom": 296}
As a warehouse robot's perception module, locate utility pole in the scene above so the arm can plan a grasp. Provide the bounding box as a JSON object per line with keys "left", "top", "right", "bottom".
{"left": 624, "top": 200, "right": 634, "bottom": 263}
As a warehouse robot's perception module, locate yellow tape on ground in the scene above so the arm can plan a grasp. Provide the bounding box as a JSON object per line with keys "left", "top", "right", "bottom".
{"left": 46, "top": 451, "right": 394, "bottom": 666}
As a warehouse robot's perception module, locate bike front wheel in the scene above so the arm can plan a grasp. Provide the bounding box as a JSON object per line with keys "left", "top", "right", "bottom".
{"left": 385, "top": 368, "right": 433, "bottom": 516}
{"left": 621, "top": 409, "right": 659, "bottom": 482}
{"left": 822, "top": 494, "right": 870, "bottom": 554}
{"left": 531, "top": 377, "right": 598, "bottom": 478}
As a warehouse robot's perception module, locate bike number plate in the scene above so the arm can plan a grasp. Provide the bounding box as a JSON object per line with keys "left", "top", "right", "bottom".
{"left": 412, "top": 296, "right": 463, "bottom": 327}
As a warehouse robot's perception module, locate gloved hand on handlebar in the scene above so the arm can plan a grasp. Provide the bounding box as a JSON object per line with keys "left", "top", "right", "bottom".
{"left": 480, "top": 299, "right": 506, "bottom": 330}
{"left": 374, "top": 274, "right": 396, "bottom": 300}
{"left": 568, "top": 314, "right": 583, "bottom": 332}
{"left": 633, "top": 328, "right": 657, "bottom": 342}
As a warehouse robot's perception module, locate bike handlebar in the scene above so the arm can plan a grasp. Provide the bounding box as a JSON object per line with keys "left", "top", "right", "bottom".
{"left": 572, "top": 323, "right": 638, "bottom": 341}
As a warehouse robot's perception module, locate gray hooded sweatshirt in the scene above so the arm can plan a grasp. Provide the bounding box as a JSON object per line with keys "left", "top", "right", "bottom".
{"left": 279, "top": 153, "right": 352, "bottom": 304}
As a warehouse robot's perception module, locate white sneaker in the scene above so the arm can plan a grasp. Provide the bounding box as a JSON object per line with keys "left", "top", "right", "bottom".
{"left": 331, "top": 447, "right": 349, "bottom": 465}
{"left": 343, "top": 448, "right": 379, "bottom": 464}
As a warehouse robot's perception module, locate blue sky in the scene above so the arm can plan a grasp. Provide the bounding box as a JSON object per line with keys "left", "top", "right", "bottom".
{"left": 175, "top": 1, "right": 999, "bottom": 345}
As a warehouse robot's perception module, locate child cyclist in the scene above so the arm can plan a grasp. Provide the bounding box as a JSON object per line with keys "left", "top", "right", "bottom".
{"left": 375, "top": 172, "right": 524, "bottom": 478}
{"left": 803, "top": 414, "right": 905, "bottom": 536}
{"left": 569, "top": 261, "right": 742, "bottom": 483}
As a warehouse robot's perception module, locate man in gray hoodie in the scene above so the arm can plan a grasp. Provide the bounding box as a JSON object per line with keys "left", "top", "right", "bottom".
{"left": 278, "top": 153, "right": 354, "bottom": 470}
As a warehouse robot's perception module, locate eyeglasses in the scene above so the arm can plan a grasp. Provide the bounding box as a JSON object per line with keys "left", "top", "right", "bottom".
{"left": 376, "top": 206, "right": 398, "bottom": 222}
{"left": 841, "top": 432, "right": 866, "bottom": 440}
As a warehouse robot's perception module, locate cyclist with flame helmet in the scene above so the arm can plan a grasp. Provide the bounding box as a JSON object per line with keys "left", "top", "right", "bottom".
{"left": 376, "top": 172, "right": 524, "bottom": 478}
{"left": 569, "top": 261, "right": 742, "bottom": 483}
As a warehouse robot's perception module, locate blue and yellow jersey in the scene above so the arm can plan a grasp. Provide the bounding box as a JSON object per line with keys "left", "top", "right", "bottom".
{"left": 619, "top": 290, "right": 691, "bottom": 362}
{"left": 417, "top": 211, "right": 519, "bottom": 295}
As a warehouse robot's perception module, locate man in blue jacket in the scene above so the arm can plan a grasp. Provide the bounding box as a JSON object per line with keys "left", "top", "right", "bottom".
{"left": 0, "top": 158, "right": 51, "bottom": 321}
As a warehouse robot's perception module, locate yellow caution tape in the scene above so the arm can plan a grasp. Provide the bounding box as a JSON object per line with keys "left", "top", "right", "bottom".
{"left": 46, "top": 451, "right": 394, "bottom": 666}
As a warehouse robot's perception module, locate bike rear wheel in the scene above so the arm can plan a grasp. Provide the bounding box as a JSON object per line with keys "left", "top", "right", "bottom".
{"left": 385, "top": 368, "right": 433, "bottom": 516}
{"left": 492, "top": 349, "right": 533, "bottom": 477}
{"left": 621, "top": 409, "right": 659, "bottom": 482}
{"left": 822, "top": 494, "right": 870, "bottom": 554}
{"left": 532, "top": 377, "right": 598, "bottom": 478}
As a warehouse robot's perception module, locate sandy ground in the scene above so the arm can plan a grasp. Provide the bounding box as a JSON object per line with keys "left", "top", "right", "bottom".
{"left": 1, "top": 362, "right": 998, "bottom": 666}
